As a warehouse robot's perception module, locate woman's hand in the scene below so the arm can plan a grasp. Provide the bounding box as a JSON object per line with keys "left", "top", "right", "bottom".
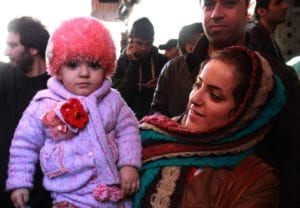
{"left": 119, "top": 166, "right": 140, "bottom": 197}
{"left": 11, "top": 188, "right": 29, "bottom": 208}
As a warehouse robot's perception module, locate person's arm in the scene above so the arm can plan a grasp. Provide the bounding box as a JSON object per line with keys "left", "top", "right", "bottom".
{"left": 270, "top": 68, "right": 300, "bottom": 207}
{"left": 6, "top": 102, "right": 45, "bottom": 206}
{"left": 150, "top": 61, "right": 171, "bottom": 116}
{"left": 119, "top": 166, "right": 139, "bottom": 197}
{"left": 255, "top": 59, "right": 300, "bottom": 207}
{"left": 11, "top": 188, "right": 30, "bottom": 208}
{"left": 233, "top": 170, "right": 278, "bottom": 207}
{"left": 116, "top": 60, "right": 140, "bottom": 107}
{"left": 112, "top": 57, "right": 127, "bottom": 89}
{"left": 114, "top": 93, "right": 141, "bottom": 195}
{"left": 113, "top": 92, "right": 141, "bottom": 169}
{"left": 216, "top": 156, "right": 279, "bottom": 208}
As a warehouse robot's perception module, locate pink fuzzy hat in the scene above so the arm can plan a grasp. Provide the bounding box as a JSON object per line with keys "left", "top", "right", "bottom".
{"left": 46, "top": 17, "right": 116, "bottom": 76}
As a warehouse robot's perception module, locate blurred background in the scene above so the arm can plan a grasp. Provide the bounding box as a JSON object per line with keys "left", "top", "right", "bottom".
{"left": 0, "top": 0, "right": 299, "bottom": 62}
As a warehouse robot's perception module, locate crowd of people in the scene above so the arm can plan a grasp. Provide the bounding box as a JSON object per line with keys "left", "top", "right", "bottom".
{"left": 1, "top": 0, "right": 299, "bottom": 208}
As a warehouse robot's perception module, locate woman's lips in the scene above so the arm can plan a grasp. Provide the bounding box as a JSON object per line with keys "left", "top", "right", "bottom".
{"left": 189, "top": 106, "right": 205, "bottom": 118}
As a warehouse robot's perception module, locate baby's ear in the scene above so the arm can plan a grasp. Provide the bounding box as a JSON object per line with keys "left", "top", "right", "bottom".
{"left": 55, "top": 69, "right": 63, "bottom": 80}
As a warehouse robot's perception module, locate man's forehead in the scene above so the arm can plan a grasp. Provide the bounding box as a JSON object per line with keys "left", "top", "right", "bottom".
{"left": 201, "top": 0, "right": 247, "bottom": 3}
{"left": 132, "top": 38, "right": 152, "bottom": 43}
{"left": 7, "top": 32, "right": 21, "bottom": 42}
{"left": 273, "top": 0, "right": 285, "bottom": 4}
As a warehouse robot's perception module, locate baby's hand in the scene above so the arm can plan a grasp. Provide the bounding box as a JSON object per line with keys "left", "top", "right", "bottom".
{"left": 11, "top": 188, "right": 29, "bottom": 208}
{"left": 119, "top": 166, "right": 140, "bottom": 197}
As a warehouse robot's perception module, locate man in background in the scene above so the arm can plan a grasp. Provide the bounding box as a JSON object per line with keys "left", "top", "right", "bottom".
{"left": 151, "top": 22, "right": 204, "bottom": 117}
{"left": 112, "top": 17, "right": 168, "bottom": 120}
{"left": 158, "top": 39, "right": 180, "bottom": 60}
{"left": 0, "top": 16, "right": 51, "bottom": 208}
{"left": 249, "top": 0, "right": 288, "bottom": 63}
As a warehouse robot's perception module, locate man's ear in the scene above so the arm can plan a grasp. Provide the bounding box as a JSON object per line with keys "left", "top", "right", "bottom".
{"left": 185, "top": 43, "right": 195, "bottom": 54}
{"left": 29, "top": 48, "right": 39, "bottom": 56}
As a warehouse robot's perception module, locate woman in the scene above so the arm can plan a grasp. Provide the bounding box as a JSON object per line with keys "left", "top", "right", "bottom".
{"left": 134, "top": 46, "right": 286, "bottom": 207}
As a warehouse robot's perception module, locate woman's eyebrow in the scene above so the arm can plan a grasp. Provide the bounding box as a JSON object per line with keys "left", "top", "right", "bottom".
{"left": 207, "top": 84, "right": 222, "bottom": 92}
{"left": 198, "top": 76, "right": 223, "bottom": 92}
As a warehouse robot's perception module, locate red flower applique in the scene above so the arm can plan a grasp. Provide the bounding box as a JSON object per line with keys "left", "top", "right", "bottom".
{"left": 41, "top": 107, "right": 73, "bottom": 140}
{"left": 60, "top": 98, "right": 89, "bottom": 129}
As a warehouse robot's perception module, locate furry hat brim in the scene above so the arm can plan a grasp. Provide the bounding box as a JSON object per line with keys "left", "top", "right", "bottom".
{"left": 46, "top": 17, "right": 116, "bottom": 76}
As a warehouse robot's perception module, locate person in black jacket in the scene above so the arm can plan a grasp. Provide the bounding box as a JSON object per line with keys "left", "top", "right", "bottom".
{"left": 112, "top": 17, "right": 168, "bottom": 120}
{"left": 151, "top": 22, "right": 204, "bottom": 117}
{"left": 0, "top": 16, "right": 52, "bottom": 208}
{"left": 248, "top": 0, "right": 289, "bottom": 63}
{"left": 184, "top": 0, "right": 300, "bottom": 207}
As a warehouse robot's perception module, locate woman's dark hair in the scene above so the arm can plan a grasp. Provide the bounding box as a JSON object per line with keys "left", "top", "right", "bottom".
{"left": 8, "top": 16, "right": 49, "bottom": 60}
{"left": 198, "top": 49, "right": 254, "bottom": 115}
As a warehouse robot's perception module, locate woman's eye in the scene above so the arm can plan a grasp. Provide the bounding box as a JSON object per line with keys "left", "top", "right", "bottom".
{"left": 211, "top": 92, "right": 223, "bottom": 102}
{"left": 65, "top": 60, "right": 78, "bottom": 68}
{"left": 89, "top": 61, "right": 102, "bottom": 69}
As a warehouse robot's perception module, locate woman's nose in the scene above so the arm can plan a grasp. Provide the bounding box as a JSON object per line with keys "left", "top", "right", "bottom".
{"left": 190, "top": 88, "right": 205, "bottom": 106}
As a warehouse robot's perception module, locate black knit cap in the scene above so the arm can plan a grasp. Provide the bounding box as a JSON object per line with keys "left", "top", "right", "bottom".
{"left": 129, "top": 17, "right": 154, "bottom": 41}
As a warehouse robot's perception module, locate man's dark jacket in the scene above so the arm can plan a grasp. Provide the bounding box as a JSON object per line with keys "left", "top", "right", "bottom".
{"left": 0, "top": 62, "right": 52, "bottom": 208}
{"left": 151, "top": 54, "right": 202, "bottom": 117}
{"left": 248, "top": 22, "right": 285, "bottom": 63}
{"left": 112, "top": 47, "right": 168, "bottom": 120}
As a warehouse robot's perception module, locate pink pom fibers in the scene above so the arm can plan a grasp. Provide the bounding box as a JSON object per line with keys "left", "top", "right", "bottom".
{"left": 46, "top": 17, "right": 116, "bottom": 76}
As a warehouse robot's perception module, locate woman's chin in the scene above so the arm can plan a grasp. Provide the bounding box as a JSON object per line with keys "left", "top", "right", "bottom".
{"left": 185, "top": 116, "right": 207, "bottom": 132}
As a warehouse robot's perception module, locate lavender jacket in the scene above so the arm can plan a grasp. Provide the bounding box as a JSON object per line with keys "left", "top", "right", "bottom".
{"left": 6, "top": 77, "right": 142, "bottom": 208}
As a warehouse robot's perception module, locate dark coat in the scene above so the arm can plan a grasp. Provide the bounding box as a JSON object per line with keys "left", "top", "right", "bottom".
{"left": 112, "top": 47, "right": 168, "bottom": 120}
{"left": 0, "top": 62, "right": 52, "bottom": 208}
{"left": 248, "top": 22, "right": 285, "bottom": 63}
{"left": 151, "top": 55, "right": 200, "bottom": 117}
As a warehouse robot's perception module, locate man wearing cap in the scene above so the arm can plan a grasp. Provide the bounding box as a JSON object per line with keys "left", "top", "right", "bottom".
{"left": 112, "top": 17, "right": 168, "bottom": 120}
{"left": 158, "top": 39, "right": 180, "bottom": 60}
{"left": 151, "top": 22, "right": 204, "bottom": 117}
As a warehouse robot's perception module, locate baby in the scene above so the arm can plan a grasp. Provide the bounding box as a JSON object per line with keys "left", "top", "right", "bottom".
{"left": 6, "top": 17, "right": 141, "bottom": 208}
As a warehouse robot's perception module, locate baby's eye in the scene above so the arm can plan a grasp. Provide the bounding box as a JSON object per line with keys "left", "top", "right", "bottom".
{"left": 88, "top": 60, "right": 102, "bottom": 69}
{"left": 65, "top": 60, "right": 79, "bottom": 68}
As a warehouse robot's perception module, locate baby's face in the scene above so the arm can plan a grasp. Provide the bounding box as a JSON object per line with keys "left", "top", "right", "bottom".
{"left": 57, "top": 59, "right": 105, "bottom": 96}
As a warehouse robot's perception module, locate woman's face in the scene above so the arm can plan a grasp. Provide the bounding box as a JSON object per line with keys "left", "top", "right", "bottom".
{"left": 185, "top": 59, "right": 240, "bottom": 131}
